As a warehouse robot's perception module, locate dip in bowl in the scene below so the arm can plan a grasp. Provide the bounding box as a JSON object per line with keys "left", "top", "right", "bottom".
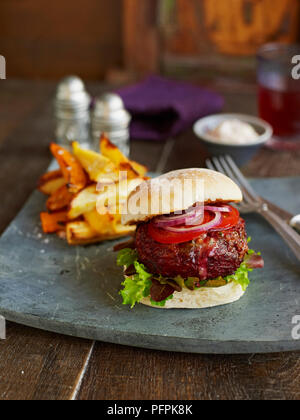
{"left": 193, "top": 113, "right": 273, "bottom": 166}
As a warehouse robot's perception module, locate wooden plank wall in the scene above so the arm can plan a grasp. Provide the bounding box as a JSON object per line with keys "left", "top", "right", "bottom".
{"left": 123, "top": 0, "right": 160, "bottom": 75}
{"left": 121, "top": 0, "right": 300, "bottom": 76}
{"left": 0, "top": 0, "right": 299, "bottom": 80}
{"left": 163, "top": 0, "right": 300, "bottom": 56}
{"left": 0, "top": 0, "right": 123, "bottom": 80}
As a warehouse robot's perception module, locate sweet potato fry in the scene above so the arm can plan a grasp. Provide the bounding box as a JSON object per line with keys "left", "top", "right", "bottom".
{"left": 46, "top": 185, "right": 74, "bottom": 212}
{"left": 40, "top": 211, "right": 69, "bottom": 234}
{"left": 38, "top": 170, "right": 66, "bottom": 195}
{"left": 50, "top": 143, "right": 87, "bottom": 194}
{"left": 38, "top": 137, "right": 148, "bottom": 245}
{"left": 39, "top": 169, "right": 62, "bottom": 184}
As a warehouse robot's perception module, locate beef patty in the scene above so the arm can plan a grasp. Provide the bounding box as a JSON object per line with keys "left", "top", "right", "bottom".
{"left": 135, "top": 219, "right": 249, "bottom": 280}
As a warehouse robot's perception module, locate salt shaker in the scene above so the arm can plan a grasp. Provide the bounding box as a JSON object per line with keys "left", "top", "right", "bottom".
{"left": 54, "top": 76, "right": 91, "bottom": 149}
{"left": 91, "top": 93, "right": 131, "bottom": 157}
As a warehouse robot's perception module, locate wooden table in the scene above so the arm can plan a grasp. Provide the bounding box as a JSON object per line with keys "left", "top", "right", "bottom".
{"left": 0, "top": 79, "right": 299, "bottom": 400}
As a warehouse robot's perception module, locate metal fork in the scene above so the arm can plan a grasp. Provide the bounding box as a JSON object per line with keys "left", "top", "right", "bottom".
{"left": 206, "top": 155, "right": 300, "bottom": 262}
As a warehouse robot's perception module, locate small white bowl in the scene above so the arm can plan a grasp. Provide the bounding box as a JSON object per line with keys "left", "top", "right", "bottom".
{"left": 193, "top": 113, "right": 273, "bottom": 166}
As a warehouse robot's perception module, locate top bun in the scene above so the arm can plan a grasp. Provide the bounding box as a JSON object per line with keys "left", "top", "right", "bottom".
{"left": 122, "top": 168, "right": 242, "bottom": 226}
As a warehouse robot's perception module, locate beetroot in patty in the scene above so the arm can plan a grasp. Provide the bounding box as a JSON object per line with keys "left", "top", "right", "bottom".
{"left": 135, "top": 219, "right": 248, "bottom": 281}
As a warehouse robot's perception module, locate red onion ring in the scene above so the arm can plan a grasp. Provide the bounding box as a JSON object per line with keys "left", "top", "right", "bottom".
{"left": 185, "top": 206, "right": 205, "bottom": 225}
{"left": 153, "top": 203, "right": 204, "bottom": 228}
{"left": 204, "top": 205, "right": 230, "bottom": 213}
{"left": 153, "top": 203, "right": 230, "bottom": 229}
{"left": 163, "top": 211, "right": 222, "bottom": 233}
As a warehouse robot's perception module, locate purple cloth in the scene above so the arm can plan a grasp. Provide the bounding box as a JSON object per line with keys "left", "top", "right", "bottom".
{"left": 117, "top": 75, "right": 224, "bottom": 141}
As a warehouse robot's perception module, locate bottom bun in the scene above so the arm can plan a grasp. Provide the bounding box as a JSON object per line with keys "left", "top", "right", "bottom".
{"left": 140, "top": 281, "right": 245, "bottom": 309}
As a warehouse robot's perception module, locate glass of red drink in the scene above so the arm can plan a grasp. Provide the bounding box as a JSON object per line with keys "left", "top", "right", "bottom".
{"left": 257, "top": 43, "right": 300, "bottom": 149}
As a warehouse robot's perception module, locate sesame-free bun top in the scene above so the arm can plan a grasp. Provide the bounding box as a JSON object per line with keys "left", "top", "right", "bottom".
{"left": 122, "top": 168, "right": 242, "bottom": 226}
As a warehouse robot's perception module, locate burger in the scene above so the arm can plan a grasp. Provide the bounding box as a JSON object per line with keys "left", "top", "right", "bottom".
{"left": 117, "top": 169, "right": 263, "bottom": 309}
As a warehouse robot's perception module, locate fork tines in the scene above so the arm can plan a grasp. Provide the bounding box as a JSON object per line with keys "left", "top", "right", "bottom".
{"left": 206, "top": 156, "right": 300, "bottom": 262}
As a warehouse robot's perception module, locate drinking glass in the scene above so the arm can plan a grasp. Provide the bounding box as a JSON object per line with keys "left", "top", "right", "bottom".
{"left": 257, "top": 43, "right": 300, "bottom": 149}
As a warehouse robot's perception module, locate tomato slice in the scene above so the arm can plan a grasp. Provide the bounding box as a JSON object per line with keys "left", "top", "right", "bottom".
{"left": 210, "top": 205, "right": 240, "bottom": 231}
{"left": 148, "top": 205, "right": 240, "bottom": 245}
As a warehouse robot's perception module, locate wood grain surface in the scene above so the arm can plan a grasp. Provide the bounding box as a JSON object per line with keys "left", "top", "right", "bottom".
{"left": 0, "top": 79, "right": 299, "bottom": 400}
{"left": 0, "top": 323, "right": 92, "bottom": 400}
{"left": 78, "top": 343, "right": 300, "bottom": 400}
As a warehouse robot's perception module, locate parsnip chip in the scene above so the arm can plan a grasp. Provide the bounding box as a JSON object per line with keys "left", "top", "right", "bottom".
{"left": 100, "top": 135, "right": 144, "bottom": 179}
{"left": 66, "top": 220, "right": 133, "bottom": 246}
{"left": 84, "top": 210, "right": 135, "bottom": 238}
{"left": 38, "top": 139, "right": 148, "bottom": 245}
{"left": 68, "top": 185, "right": 99, "bottom": 220}
{"left": 72, "top": 142, "right": 119, "bottom": 184}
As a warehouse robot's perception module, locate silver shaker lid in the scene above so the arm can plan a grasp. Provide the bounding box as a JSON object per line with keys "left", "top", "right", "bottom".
{"left": 92, "top": 93, "right": 131, "bottom": 130}
{"left": 55, "top": 76, "right": 91, "bottom": 115}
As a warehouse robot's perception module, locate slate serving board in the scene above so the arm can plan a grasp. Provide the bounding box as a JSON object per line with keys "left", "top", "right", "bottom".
{"left": 0, "top": 177, "right": 299, "bottom": 354}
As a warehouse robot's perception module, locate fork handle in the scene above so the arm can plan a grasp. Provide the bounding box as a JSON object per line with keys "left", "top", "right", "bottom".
{"left": 258, "top": 207, "right": 300, "bottom": 262}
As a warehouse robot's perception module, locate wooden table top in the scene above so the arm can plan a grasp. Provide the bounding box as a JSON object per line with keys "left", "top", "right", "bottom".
{"left": 0, "top": 79, "right": 299, "bottom": 400}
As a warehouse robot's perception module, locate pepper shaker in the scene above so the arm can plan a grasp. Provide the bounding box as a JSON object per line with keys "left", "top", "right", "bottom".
{"left": 91, "top": 93, "right": 131, "bottom": 157}
{"left": 54, "top": 76, "right": 91, "bottom": 149}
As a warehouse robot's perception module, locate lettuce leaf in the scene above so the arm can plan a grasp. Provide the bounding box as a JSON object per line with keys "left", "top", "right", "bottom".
{"left": 134, "top": 261, "right": 152, "bottom": 283}
{"left": 150, "top": 295, "right": 174, "bottom": 307}
{"left": 118, "top": 245, "right": 261, "bottom": 307}
{"left": 117, "top": 248, "right": 138, "bottom": 267}
{"left": 118, "top": 249, "right": 178, "bottom": 308}
{"left": 118, "top": 250, "right": 152, "bottom": 308}
{"left": 224, "top": 261, "right": 252, "bottom": 292}
{"left": 120, "top": 274, "right": 152, "bottom": 309}
{"left": 224, "top": 247, "right": 260, "bottom": 292}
